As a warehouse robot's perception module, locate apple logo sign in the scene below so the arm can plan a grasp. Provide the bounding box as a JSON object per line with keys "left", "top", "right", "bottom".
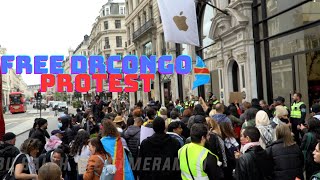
{"left": 173, "top": 11, "right": 189, "bottom": 31}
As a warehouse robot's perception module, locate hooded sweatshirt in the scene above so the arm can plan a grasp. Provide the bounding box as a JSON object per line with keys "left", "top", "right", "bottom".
{"left": 44, "top": 135, "right": 62, "bottom": 152}
{"left": 255, "top": 111, "right": 274, "bottom": 149}
{"left": 212, "top": 114, "right": 232, "bottom": 124}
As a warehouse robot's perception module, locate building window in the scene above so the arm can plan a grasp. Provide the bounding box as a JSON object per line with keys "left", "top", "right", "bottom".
{"left": 161, "top": 33, "right": 166, "bottom": 55}
{"left": 104, "top": 37, "right": 110, "bottom": 49}
{"left": 159, "top": 16, "right": 162, "bottom": 24}
{"left": 104, "top": 21, "right": 108, "bottom": 30}
{"left": 124, "top": 7, "right": 126, "bottom": 15}
{"left": 143, "top": 42, "right": 152, "bottom": 56}
{"left": 102, "top": 10, "right": 105, "bottom": 16}
{"left": 116, "top": 36, "right": 122, "bottom": 47}
{"left": 150, "top": 6, "right": 153, "bottom": 19}
{"left": 117, "top": 53, "right": 123, "bottom": 57}
{"left": 106, "top": 8, "right": 109, "bottom": 15}
{"left": 120, "top": 7, "right": 124, "bottom": 14}
{"left": 115, "top": 20, "right": 121, "bottom": 29}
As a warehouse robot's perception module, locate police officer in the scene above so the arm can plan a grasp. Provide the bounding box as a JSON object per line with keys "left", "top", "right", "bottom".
{"left": 211, "top": 95, "right": 220, "bottom": 106}
{"left": 290, "top": 92, "right": 307, "bottom": 145}
{"left": 178, "top": 123, "right": 222, "bottom": 180}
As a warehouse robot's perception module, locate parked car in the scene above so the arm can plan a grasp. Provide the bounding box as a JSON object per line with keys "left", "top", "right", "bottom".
{"left": 57, "top": 102, "right": 68, "bottom": 112}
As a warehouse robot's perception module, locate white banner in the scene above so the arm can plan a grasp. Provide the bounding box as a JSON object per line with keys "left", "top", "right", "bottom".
{"left": 157, "top": 0, "right": 200, "bottom": 46}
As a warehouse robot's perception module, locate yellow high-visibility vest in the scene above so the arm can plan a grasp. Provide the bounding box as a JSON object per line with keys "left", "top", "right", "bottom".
{"left": 291, "top": 102, "right": 305, "bottom": 119}
{"left": 178, "top": 143, "right": 218, "bottom": 180}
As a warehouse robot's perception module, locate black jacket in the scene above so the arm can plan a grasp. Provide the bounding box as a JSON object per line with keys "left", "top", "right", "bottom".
{"left": 266, "top": 139, "right": 304, "bottom": 180}
{"left": 300, "top": 132, "right": 320, "bottom": 180}
{"left": 0, "top": 143, "right": 20, "bottom": 178}
{"left": 236, "top": 145, "right": 273, "bottom": 180}
{"left": 91, "top": 100, "right": 107, "bottom": 123}
{"left": 124, "top": 125, "right": 141, "bottom": 158}
{"left": 138, "top": 133, "right": 181, "bottom": 180}
{"left": 31, "top": 128, "right": 47, "bottom": 153}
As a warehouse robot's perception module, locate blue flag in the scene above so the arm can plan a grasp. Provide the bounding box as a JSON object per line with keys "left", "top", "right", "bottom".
{"left": 192, "top": 56, "right": 210, "bottom": 90}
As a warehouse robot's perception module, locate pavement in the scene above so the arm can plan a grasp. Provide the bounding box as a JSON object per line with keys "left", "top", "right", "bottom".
{"left": 4, "top": 105, "right": 77, "bottom": 148}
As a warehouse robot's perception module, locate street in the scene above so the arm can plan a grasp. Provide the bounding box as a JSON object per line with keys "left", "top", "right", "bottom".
{"left": 4, "top": 104, "right": 75, "bottom": 148}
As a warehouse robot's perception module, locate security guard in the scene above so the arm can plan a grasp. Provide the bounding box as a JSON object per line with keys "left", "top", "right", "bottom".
{"left": 178, "top": 123, "right": 222, "bottom": 180}
{"left": 290, "top": 92, "right": 307, "bottom": 145}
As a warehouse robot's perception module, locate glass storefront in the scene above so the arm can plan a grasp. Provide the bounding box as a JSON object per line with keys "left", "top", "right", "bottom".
{"left": 253, "top": 0, "right": 320, "bottom": 108}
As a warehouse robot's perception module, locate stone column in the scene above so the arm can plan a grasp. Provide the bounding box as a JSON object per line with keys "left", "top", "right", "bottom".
{"left": 153, "top": 73, "right": 160, "bottom": 101}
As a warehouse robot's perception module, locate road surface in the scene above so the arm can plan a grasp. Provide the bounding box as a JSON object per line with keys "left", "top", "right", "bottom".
{"left": 4, "top": 104, "right": 76, "bottom": 148}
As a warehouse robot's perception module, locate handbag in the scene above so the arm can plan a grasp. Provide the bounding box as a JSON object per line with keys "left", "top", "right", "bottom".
{"left": 2, "top": 153, "right": 24, "bottom": 180}
{"left": 95, "top": 154, "right": 117, "bottom": 180}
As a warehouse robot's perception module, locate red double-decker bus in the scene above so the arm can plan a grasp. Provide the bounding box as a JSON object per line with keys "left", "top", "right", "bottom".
{"left": 9, "top": 92, "right": 27, "bottom": 114}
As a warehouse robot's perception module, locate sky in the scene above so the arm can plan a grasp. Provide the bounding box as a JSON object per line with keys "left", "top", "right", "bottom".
{"left": 0, "top": 0, "right": 107, "bottom": 85}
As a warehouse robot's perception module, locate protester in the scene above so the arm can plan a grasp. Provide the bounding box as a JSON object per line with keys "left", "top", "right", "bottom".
{"left": 266, "top": 124, "right": 304, "bottom": 180}
{"left": 139, "top": 116, "right": 181, "bottom": 180}
{"left": 100, "top": 119, "right": 134, "bottom": 180}
{"left": 0, "top": 132, "right": 20, "bottom": 178}
{"left": 235, "top": 126, "right": 273, "bottom": 180}
{"left": 83, "top": 138, "right": 106, "bottom": 180}
{"left": 44, "top": 129, "right": 64, "bottom": 152}
{"left": 255, "top": 110, "right": 274, "bottom": 149}
{"left": 38, "top": 162, "right": 63, "bottom": 180}
{"left": 14, "top": 138, "right": 41, "bottom": 180}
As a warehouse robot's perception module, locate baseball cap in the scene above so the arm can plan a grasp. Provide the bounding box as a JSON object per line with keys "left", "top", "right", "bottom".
{"left": 3, "top": 132, "right": 16, "bottom": 141}
{"left": 274, "top": 96, "right": 285, "bottom": 103}
{"left": 51, "top": 129, "right": 65, "bottom": 135}
{"left": 311, "top": 104, "right": 320, "bottom": 114}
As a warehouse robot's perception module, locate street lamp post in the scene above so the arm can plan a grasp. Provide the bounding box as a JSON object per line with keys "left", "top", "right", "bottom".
{"left": 0, "top": 65, "right": 5, "bottom": 141}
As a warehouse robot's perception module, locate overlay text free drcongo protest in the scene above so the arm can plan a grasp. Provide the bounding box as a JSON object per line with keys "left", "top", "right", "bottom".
{"left": 0, "top": 55, "right": 193, "bottom": 93}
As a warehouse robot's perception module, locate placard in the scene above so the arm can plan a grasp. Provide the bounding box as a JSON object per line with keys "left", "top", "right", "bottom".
{"left": 229, "top": 92, "right": 243, "bottom": 104}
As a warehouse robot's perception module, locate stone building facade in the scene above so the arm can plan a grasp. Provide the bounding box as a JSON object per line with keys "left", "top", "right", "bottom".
{"left": 88, "top": 0, "right": 127, "bottom": 101}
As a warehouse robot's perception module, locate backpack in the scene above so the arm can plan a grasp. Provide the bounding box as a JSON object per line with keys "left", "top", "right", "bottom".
{"left": 311, "top": 172, "right": 320, "bottom": 180}
{"left": 95, "top": 155, "right": 117, "bottom": 180}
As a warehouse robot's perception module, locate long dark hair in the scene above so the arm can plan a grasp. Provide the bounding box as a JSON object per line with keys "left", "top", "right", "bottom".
{"left": 70, "top": 130, "right": 90, "bottom": 156}
{"left": 60, "top": 116, "right": 72, "bottom": 131}
{"left": 220, "top": 121, "right": 236, "bottom": 140}
{"left": 308, "top": 117, "right": 320, "bottom": 139}
{"left": 193, "top": 104, "right": 205, "bottom": 116}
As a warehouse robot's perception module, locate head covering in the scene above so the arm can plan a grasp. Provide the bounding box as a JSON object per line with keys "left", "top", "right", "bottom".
{"left": 159, "top": 107, "right": 167, "bottom": 116}
{"left": 114, "top": 116, "right": 124, "bottom": 123}
{"left": 51, "top": 129, "right": 65, "bottom": 135}
{"left": 3, "top": 132, "right": 16, "bottom": 141}
{"left": 255, "top": 110, "right": 270, "bottom": 126}
{"left": 275, "top": 105, "right": 288, "bottom": 117}
{"left": 274, "top": 96, "right": 285, "bottom": 103}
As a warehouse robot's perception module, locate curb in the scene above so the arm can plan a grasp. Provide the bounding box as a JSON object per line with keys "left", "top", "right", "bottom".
{"left": 16, "top": 128, "right": 32, "bottom": 136}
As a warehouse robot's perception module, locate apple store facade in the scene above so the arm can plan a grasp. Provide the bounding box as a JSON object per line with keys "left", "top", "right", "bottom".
{"left": 252, "top": 0, "right": 320, "bottom": 109}
{"left": 194, "top": 0, "right": 320, "bottom": 108}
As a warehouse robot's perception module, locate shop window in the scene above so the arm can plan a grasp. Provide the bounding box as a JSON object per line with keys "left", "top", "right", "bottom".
{"left": 271, "top": 59, "right": 293, "bottom": 108}
{"left": 270, "top": 25, "right": 320, "bottom": 58}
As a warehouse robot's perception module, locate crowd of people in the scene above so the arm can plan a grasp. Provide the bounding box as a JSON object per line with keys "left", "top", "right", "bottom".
{"left": 1, "top": 92, "right": 320, "bottom": 180}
